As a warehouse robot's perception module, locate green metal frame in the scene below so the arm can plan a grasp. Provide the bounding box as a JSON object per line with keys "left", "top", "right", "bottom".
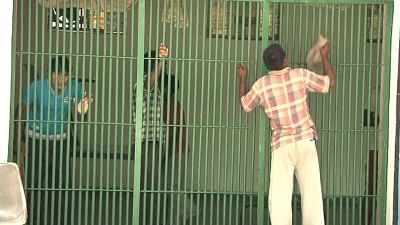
{"left": 7, "top": 0, "right": 394, "bottom": 225}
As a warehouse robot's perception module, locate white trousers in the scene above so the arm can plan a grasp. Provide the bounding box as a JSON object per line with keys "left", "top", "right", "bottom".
{"left": 268, "top": 139, "right": 325, "bottom": 225}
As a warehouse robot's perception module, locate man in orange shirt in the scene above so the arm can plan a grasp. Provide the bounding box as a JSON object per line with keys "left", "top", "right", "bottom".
{"left": 238, "top": 43, "right": 335, "bottom": 225}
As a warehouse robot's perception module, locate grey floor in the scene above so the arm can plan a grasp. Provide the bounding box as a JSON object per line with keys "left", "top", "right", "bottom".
{"left": 25, "top": 191, "right": 377, "bottom": 225}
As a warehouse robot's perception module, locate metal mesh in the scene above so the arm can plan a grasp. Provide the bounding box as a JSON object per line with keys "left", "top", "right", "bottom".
{"left": 9, "top": 0, "right": 393, "bottom": 225}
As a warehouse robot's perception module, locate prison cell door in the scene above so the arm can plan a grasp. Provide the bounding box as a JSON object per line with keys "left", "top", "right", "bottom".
{"left": 8, "top": 1, "right": 394, "bottom": 225}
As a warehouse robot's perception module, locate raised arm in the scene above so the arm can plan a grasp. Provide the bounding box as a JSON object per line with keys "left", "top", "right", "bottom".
{"left": 238, "top": 63, "right": 248, "bottom": 98}
{"left": 149, "top": 43, "right": 169, "bottom": 89}
{"left": 320, "top": 42, "right": 336, "bottom": 87}
{"left": 77, "top": 91, "right": 91, "bottom": 121}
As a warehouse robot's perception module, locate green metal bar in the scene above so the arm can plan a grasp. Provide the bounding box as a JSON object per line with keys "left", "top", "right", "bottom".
{"left": 142, "top": 1, "right": 153, "bottom": 224}
{"left": 188, "top": 1, "right": 200, "bottom": 224}
{"left": 215, "top": 1, "right": 224, "bottom": 222}
{"left": 229, "top": 2, "right": 240, "bottom": 225}
{"left": 127, "top": 0, "right": 136, "bottom": 224}
{"left": 365, "top": 4, "right": 375, "bottom": 224}
{"left": 84, "top": 1, "right": 93, "bottom": 224}
{"left": 8, "top": 0, "right": 17, "bottom": 162}
{"left": 190, "top": 1, "right": 200, "bottom": 225}
{"left": 97, "top": 4, "right": 107, "bottom": 225}
{"left": 381, "top": 2, "right": 394, "bottom": 225}
{"left": 133, "top": 1, "right": 146, "bottom": 225}
{"left": 105, "top": 4, "right": 114, "bottom": 225}
{"left": 78, "top": 5, "right": 86, "bottom": 222}
{"left": 154, "top": 1, "right": 165, "bottom": 223}
{"left": 197, "top": 1, "right": 207, "bottom": 225}
{"left": 374, "top": 3, "right": 384, "bottom": 224}
{"left": 109, "top": 2, "right": 118, "bottom": 225}
{"left": 256, "top": 2, "right": 269, "bottom": 224}
{"left": 222, "top": 2, "right": 233, "bottom": 225}
{"left": 118, "top": 1, "right": 128, "bottom": 225}
{"left": 91, "top": 2, "right": 102, "bottom": 225}
{"left": 178, "top": 0, "right": 191, "bottom": 223}
{"left": 359, "top": 4, "right": 368, "bottom": 224}
{"left": 71, "top": 5, "right": 81, "bottom": 225}
{"left": 209, "top": 1, "right": 221, "bottom": 225}
{"left": 9, "top": 1, "right": 396, "bottom": 225}
{"left": 353, "top": 6, "right": 363, "bottom": 225}
{"left": 111, "top": 1, "right": 118, "bottom": 225}
{"left": 345, "top": 5, "right": 355, "bottom": 225}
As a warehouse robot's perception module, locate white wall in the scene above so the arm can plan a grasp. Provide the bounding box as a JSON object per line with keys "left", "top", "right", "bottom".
{"left": 386, "top": 0, "right": 400, "bottom": 224}
{"left": 0, "top": 2, "right": 13, "bottom": 163}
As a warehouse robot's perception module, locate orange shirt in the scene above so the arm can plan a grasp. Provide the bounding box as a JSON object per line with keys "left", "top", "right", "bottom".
{"left": 241, "top": 67, "right": 330, "bottom": 150}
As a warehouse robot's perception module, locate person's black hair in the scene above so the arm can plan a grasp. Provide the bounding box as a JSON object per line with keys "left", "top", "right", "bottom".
{"left": 159, "top": 73, "right": 179, "bottom": 100}
{"left": 263, "top": 43, "right": 286, "bottom": 70}
{"left": 143, "top": 50, "right": 158, "bottom": 75}
{"left": 51, "top": 56, "right": 69, "bottom": 74}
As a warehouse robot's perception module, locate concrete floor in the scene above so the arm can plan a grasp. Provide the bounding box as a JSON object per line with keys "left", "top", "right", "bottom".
{"left": 25, "top": 191, "right": 376, "bottom": 225}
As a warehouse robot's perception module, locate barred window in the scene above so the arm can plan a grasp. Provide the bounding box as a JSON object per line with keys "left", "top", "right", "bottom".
{"left": 207, "top": 2, "right": 280, "bottom": 40}
{"left": 49, "top": 7, "right": 125, "bottom": 33}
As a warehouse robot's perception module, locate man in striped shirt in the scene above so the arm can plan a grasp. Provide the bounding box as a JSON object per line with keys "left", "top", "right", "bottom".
{"left": 238, "top": 43, "right": 335, "bottom": 225}
{"left": 132, "top": 43, "right": 169, "bottom": 225}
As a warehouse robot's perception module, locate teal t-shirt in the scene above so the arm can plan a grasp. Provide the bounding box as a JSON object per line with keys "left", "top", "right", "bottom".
{"left": 22, "top": 78, "right": 84, "bottom": 135}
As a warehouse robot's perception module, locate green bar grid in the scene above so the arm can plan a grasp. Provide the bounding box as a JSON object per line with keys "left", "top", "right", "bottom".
{"left": 7, "top": 1, "right": 396, "bottom": 225}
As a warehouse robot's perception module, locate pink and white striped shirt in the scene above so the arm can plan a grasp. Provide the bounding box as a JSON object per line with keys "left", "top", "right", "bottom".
{"left": 241, "top": 67, "right": 330, "bottom": 150}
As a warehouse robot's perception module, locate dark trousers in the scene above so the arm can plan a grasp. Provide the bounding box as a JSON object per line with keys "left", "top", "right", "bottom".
{"left": 133, "top": 141, "right": 165, "bottom": 225}
{"left": 25, "top": 137, "right": 70, "bottom": 225}
{"left": 135, "top": 142, "right": 192, "bottom": 225}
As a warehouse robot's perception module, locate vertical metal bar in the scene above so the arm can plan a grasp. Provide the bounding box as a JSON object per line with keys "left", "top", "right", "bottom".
{"left": 344, "top": 3, "right": 353, "bottom": 220}
{"left": 157, "top": 0, "right": 166, "bottom": 223}
{"left": 133, "top": 1, "right": 146, "bottom": 225}
{"left": 210, "top": 1, "right": 221, "bottom": 224}
{"left": 142, "top": 1, "right": 153, "bottom": 224}
{"left": 380, "top": 2, "right": 394, "bottom": 224}
{"left": 229, "top": 2, "right": 240, "bottom": 224}
{"left": 215, "top": 0, "right": 224, "bottom": 222}
{"left": 345, "top": 5, "right": 355, "bottom": 225}
{"left": 191, "top": 1, "right": 201, "bottom": 224}
{"left": 48, "top": 3, "right": 61, "bottom": 225}
{"left": 203, "top": 0, "right": 213, "bottom": 222}
{"left": 77, "top": 6, "right": 85, "bottom": 223}
{"left": 20, "top": 1, "right": 33, "bottom": 223}
{"left": 110, "top": 1, "right": 118, "bottom": 225}
{"left": 352, "top": 6, "right": 362, "bottom": 224}
{"left": 180, "top": 0, "right": 192, "bottom": 223}
{"left": 98, "top": 3, "right": 107, "bottom": 225}
{"left": 71, "top": 5, "right": 81, "bottom": 225}
{"left": 105, "top": 2, "right": 114, "bottom": 224}
{"left": 197, "top": 1, "right": 207, "bottom": 225}
{"left": 359, "top": 4, "right": 368, "bottom": 224}
{"left": 8, "top": 0, "right": 17, "bottom": 162}
{"left": 365, "top": 4, "right": 374, "bottom": 224}
{"left": 85, "top": 1, "right": 94, "bottom": 225}
{"left": 91, "top": 2, "right": 102, "bottom": 225}
{"left": 118, "top": 1, "right": 127, "bottom": 225}
{"left": 182, "top": 0, "right": 194, "bottom": 224}
{"left": 224, "top": 2, "right": 233, "bottom": 224}
{"left": 256, "top": 2, "right": 269, "bottom": 224}
{"left": 250, "top": 2, "right": 262, "bottom": 224}
{"left": 78, "top": 5, "right": 85, "bottom": 225}
{"left": 127, "top": 0, "right": 136, "bottom": 224}
{"left": 188, "top": 1, "right": 200, "bottom": 224}
{"left": 372, "top": 3, "right": 393, "bottom": 223}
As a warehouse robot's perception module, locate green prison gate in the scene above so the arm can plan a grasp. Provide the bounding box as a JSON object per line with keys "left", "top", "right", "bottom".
{"left": 8, "top": 0, "right": 394, "bottom": 225}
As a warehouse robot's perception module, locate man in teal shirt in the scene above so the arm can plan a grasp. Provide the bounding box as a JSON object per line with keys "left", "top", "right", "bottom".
{"left": 16, "top": 56, "right": 90, "bottom": 225}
